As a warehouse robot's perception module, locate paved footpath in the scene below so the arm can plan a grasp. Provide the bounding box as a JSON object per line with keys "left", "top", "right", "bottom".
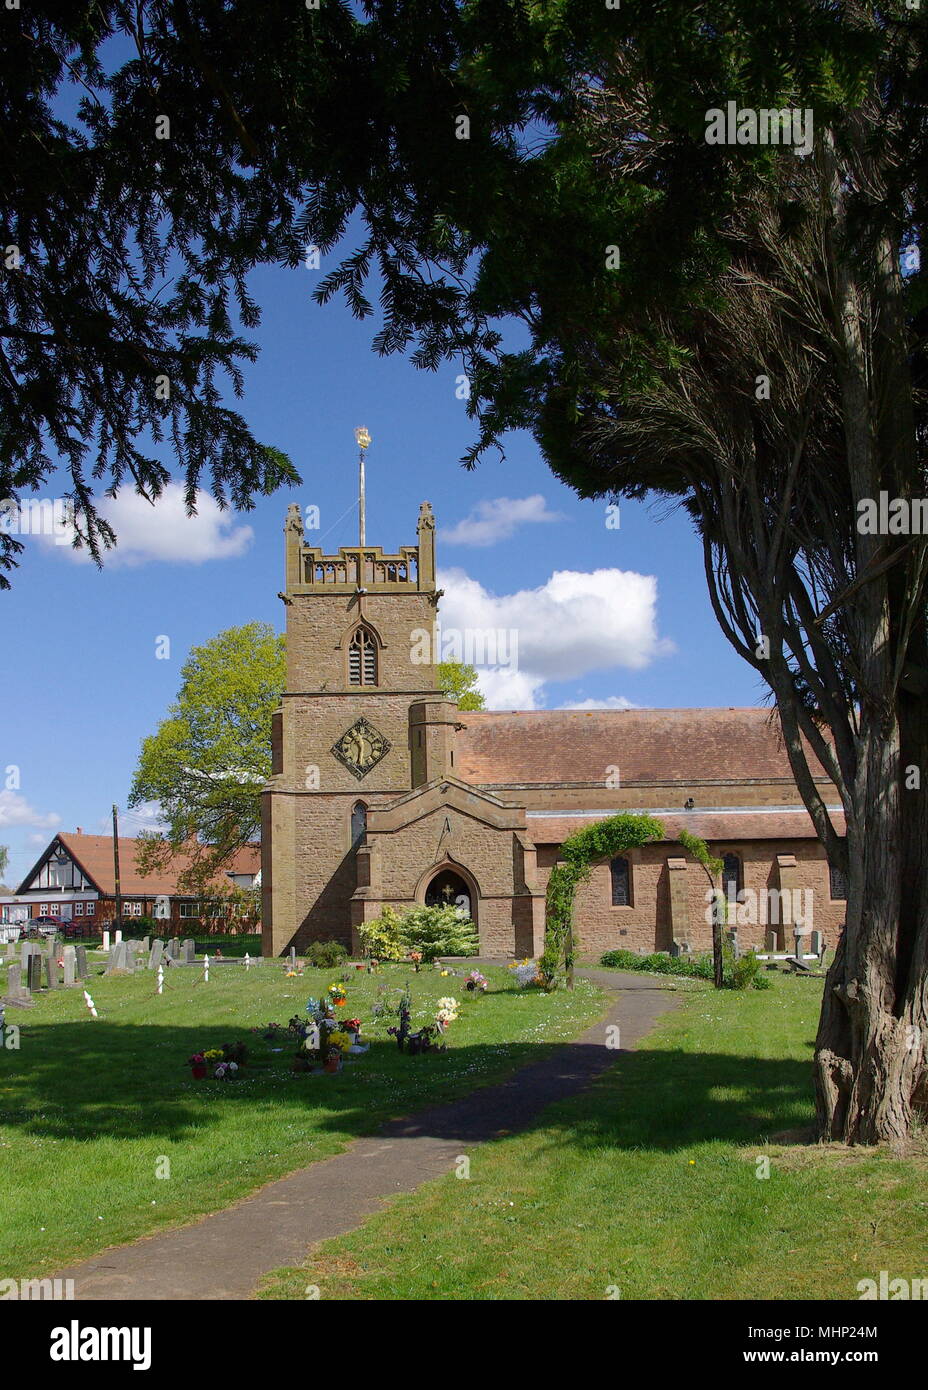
{"left": 55, "top": 969, "right": 679, "bottom": 1300}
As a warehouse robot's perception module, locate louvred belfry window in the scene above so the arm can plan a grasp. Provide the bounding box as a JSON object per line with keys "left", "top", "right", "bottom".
{"left": 348, "top": 626, "right": 377, "bottom": 686}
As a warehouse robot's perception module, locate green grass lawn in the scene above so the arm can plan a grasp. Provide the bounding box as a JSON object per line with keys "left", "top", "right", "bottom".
{"left": 0, "top": 960, "right": 605, "bottom": 1277}
{"left": 258, "top": 974, "right": 928, "bottom": 1301}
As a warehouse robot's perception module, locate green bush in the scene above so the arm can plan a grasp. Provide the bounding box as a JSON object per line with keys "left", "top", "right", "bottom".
{"left": 358, "top": 904, "right": 479, "bottom": 963}
{"left": 600, "top": 946, "right": 768, "bottom": 988}
{"left": 397, "top": 904, "right": 479, "bottom": 962}
{"left": 727, "top": 951, "right": 762, "bottom": 990}
{"left": 357, "top": 907, "right": 406, "bottom": 961}
{"left": 303, "top": 939, "right": 349, "bottom": 969}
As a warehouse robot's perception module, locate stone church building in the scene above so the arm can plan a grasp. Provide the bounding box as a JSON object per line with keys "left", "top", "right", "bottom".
{"left": 261, "top": 502, "right": 847, "bottom": 959}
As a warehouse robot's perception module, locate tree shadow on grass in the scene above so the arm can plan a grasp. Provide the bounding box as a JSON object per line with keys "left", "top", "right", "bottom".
{"left": 0, "top": 1016, "right": 598, "bottom": 1145}
{"left": 0, "top": 1009, "right": 814, "bottom": 1157}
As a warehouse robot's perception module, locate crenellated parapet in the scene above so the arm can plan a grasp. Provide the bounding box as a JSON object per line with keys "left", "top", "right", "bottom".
{"left": 283, "top": 500, "right": 436, "bottom": 595}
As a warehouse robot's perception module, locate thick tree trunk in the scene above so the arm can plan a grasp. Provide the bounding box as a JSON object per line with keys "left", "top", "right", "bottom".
{"left": 814, "top": 718, "right": 928, "bottom": 1143}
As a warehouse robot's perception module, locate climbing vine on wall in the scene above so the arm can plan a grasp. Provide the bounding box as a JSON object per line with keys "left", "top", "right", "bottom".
{"left": 542, "top": 814, "right": 665, "bottom": 986}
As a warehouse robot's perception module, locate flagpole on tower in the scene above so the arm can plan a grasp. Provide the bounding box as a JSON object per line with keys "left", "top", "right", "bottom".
{"left": 355, "top": 427, "right": 371, "bottom": 546}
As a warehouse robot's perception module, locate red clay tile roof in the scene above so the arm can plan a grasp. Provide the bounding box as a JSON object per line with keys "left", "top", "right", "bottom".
{"left": 456, "top": 707, "right": 830, "bottom": 786}
{"left": 525, "top": 808, "right": 845, "bottom": 845}
{"left": 22, "top": 834, "right": 261, "bottom": 897}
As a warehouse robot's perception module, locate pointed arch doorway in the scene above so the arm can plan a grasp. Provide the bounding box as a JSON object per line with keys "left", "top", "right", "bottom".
{"left": 423, "top": 866, "right": 475, "bottom": 923}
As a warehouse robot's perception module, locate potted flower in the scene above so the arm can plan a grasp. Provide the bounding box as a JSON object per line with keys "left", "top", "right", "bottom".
{"left": 327, "top": 981, "right": 347, "bottom": 1008}
{"left": 187, "top": 1052, "right": 207, "bottom": 1080}
{"left": 323, "top": 1042, "right": 344, "bottom": 1073}
{"left": 342, "top": 1017, "right": 362, "bottom": 1045}
{"left": 464, "top": 971, "right": 488, "bottom": 994}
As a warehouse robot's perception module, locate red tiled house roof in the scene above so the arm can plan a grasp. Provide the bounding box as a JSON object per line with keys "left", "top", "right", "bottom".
{"left": 16, "top": 833, "right": 259, "bottom": 897}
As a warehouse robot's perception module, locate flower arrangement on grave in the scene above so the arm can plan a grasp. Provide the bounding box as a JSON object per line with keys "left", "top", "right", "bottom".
{"left": 405, "top": 1022, "right": 446, "bottom": 1055}
{"left": 186, "top": 1041, "right": 248, "bottom": 1079}
{"left": 464, "top": 971, "right": 488, "bottom": 994}
{"left": 409, "top": 950, "right": 423, "bottom": 972}
{"left": 327, "top": 982, "right": 347, "bottom": 1007}
{"left": 342, "top": 1016, "right": 362, "bottom": 1044}
{"left": 435, "top": 997, "right": 459, "bottom": 1025}
{"left": 509, "top": 959, "right": 545, "bottom": 988}
{"left": 187, "top": 1051, "right": 208, "bottom": 1080}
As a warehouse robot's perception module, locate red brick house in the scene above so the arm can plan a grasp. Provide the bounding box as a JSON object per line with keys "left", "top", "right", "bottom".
{"left": 0, "top": 832, "right": 260, "bottom": 934}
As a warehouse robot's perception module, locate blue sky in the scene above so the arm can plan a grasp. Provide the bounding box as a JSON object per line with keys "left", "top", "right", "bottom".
{"left": 0, "top": 257, "right": 768, "bottom": 889}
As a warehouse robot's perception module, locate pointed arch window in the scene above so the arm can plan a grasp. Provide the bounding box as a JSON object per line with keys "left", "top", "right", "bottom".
{"left": 351, "top": 801, "right": 368, "bottom": 847}
{"left": 610, "top": 857, "right": 631, "bottom": 907}
{"left": 722, "top": 853, "right": 742, "bottom": 903}
{"left": 348, "top": 626, "right": 378, "bottom": 686}
{"left": 829, "top": 860, "right": 847, "bottom": 901}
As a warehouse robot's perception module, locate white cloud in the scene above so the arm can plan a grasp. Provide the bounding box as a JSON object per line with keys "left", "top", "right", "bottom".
{"left": 0, "top": 791, "right": 61, "bottom": 831}
{"left": 441, "top": 495, "right": 563, "bottom": 548}
{"left": 45, "top": 484, "right": 254, "bottom": 566}
{"left": 437, "top": 566, "right": 672, "bottom": 709}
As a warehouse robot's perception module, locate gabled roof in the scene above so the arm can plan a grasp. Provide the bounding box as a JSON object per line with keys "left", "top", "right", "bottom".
{"left": 455, "top": 707, "right": 831, "bottom": 787}
{"left": 16, "top": 833, "right": 260, "bottom": 897}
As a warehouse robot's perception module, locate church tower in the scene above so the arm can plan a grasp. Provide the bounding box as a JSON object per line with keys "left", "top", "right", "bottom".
{"left": 261, "top": 501, "right": 458, "bottom": 955}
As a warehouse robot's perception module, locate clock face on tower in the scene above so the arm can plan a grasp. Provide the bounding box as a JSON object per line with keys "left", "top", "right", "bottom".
{"left": 330, "top": 716, "right": 391, "bottom": 780}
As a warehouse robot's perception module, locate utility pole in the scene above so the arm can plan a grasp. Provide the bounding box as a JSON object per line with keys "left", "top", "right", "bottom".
{"left": 112, "top": 804, "right": 122, "bottom": 937}
{"left": 355, "top": 426, "right": 371, "bottom": 546}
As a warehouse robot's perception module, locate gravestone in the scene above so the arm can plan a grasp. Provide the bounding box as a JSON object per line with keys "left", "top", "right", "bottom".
{"left": 289, "top": 946, "right": 297, "bottom": 969}
{"left": 764, "top": 928, "right": 778, "bottom": 952}
{"left": 727, "top": 929, "right": 740, "bottom": 960}
{"left": 126, "top": 941, "right": 142, "bottom": 971}
{"left": 74, "top": 944, "right": 88, "bottom": 979}
{"left": 44, "top": 948, "right": 59, "bottom": 989}
{"left": 27, "top": 954, "right": 42, "bottom": 992}
{"left": 810, "top": 929, "right": 823, "bottom": 959}
{"left": 102, "top": 929, "right": 110, "bottom": 951}
{"left": 148, "top": 939, "right": 165, "bottom": 971}
{"left": 5, "top": 963, "right": 32, "bottom": 1005}
{"left": 21, "top": 941, "right": 36, "bottom": 970}
{"left": 182, "top": 938, "right": 195, "bottom": 964}
{"left": 141, "top": 936, "right": 150, "bottom": 954}
{"left": 62, "top": 946, "right": 77, "bottom": 987}
{"left": 114, "top": 928, "right": 123, "bottom": 945}
{"left": 166, "top": 938, "right": 180, "bottom": 962}
{"left": 105, "top": 942, "right": 129, "bottom": 974}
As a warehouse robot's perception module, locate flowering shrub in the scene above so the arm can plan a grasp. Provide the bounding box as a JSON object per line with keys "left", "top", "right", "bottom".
{"left": 359, "top": 904, "right": 478, "bottom": 963}
{"left": 358, "top": 908, "right": 406, "bottom": 961}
